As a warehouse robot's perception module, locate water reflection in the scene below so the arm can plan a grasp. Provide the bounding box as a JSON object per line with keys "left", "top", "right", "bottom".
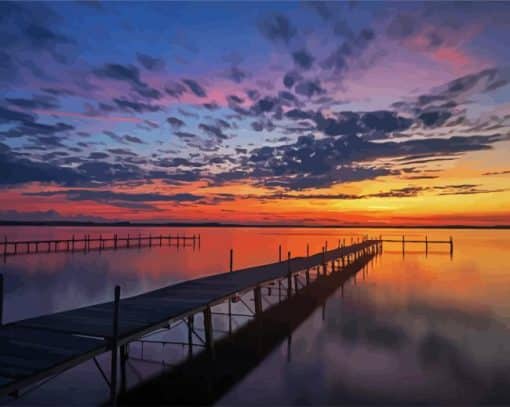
{"left": 0, "top": 227, "right": 509, "bottom": 405}
{"left": 119, "top": 253, "right": 375, "bottom": 405}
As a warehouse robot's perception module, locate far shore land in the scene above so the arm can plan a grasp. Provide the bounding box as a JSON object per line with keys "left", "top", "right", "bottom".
{"left": 0, "top": 220, "right": 509, "bottom": 229}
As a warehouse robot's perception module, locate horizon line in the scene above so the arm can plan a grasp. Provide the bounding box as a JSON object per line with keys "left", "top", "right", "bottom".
{"left": 1, "top": 220, "right": 509, "bottom": 230}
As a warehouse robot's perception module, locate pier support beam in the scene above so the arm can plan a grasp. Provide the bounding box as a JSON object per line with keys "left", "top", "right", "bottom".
{"left": 110, "top": 285, "right": 120, "bottom": 405}
{"left": 204, "top": 307, "right": 214, "bottom": 358}
{"left": 0, "top": 273, "right": 3, "bottom": 326}
{"left": 287, "top": 252, "right": 292, "bottom": 298}
{"left": 254, "top": 286, "right": 262, "bottom": 314}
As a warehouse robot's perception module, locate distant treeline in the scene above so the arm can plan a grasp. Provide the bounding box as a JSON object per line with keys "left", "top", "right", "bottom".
{"left": 0, "top": 220, "right": 509, "bottom": 229}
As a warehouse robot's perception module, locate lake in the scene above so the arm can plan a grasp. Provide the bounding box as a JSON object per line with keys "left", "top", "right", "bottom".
{"left": 1, "top": 227, "right": 510, "bottom": 405}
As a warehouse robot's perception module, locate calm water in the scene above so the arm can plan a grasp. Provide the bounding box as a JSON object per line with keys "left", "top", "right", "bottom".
{"left": 1, "top": 227, "right": 510, "bottom": 405}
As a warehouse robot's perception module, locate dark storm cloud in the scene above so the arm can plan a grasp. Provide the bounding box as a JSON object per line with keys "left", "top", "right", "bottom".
{"left": 174, "top": 131, "right": 198, "bottom": 140}
{"left": 107, "top": 148, "right": 137, "bottom": 157}
{"left": 165, "top": 81, "right": 187, "bottom": 98}
{"left": 25, "top": 190, "right": 204, "bottom": 205}
{"left": 246, "top": 89, "right": 260, "bottom": 101}
{"left": 94, "top": 63, "right": 161, "bottom": 100}
{"left": 283, "top": 71, "right": 302, "bottom": 89}
{"left": 202, "top": 102, "right": 220, "bottom": 110}
{"left": 182, "top": 79, "right": 207, "bottom": 97}
{"left": 88, "top": 152, "right": 109, "bottom": 160}
{"left": 153, "top": 157, "right": 204, "bottom": 168}
{"left": 0, "top": 106, "right": 35, "bottom": 124}
{"left": 167, "top": 116, "right": 185, "bottom": 129}
{"left": 0, "top": 142, "right": 84, "bottom": 186}
{"left": 294, "top": 79, "right": 325, "bottom": 98}
{"left": 1, "top": 120, "right": 74, "bottom": 139}
{"left": 293, "top": 110, "right": 413, "bottom": 139}
{"left": 257, "top": 14, "right": 297, "bottom": 45}
{"left": 113, "top": 98, "right": 161, "bottom": 113}
{"left": 224, "top": 66, "right": 248, "bottom": 83}
{"left": 123, "top": 135, "right": 144, "bottom": 144}
{"left": 5, "top": 94, "right": 59, "bottom": 110}
{"left": 221, "top": 133, "right": 509, "bottom": 191}
{"left": 292, "top": 49, "right": 314, "bottom": 70}
{"left": 251, "top": 119, "right": 275, "bottom": 132}
{"left": 198, "top": 123, "right": 229, "bottom": 140}
{"left": 0, "top": 2, "right": 74, "bottom": 83}
{"left": 136, "top": 53, "right": 165, "bottom": 71}
{"left": 394, "top": 68, "right": 510, "bottom": 123}
{"left": 418, "top": 111, "right": 453, "bottom": 127}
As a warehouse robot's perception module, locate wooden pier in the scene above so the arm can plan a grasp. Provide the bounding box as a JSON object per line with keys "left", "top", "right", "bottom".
{"left": 1, "top": 233, "right": 200, "bottom": 258}
{"left": 0, "top": 238, "right": 381, "bottom": 403}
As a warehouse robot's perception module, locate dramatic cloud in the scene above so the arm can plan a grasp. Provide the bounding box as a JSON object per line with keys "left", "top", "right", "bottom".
{"left": 182, "top": 79, "right": 207, "bottom": 97}
{"left": 94, "top": 63, "right": 161, "bottom": 100}
{"left": 257, "top": 14, "right": 297, "bottom": 45}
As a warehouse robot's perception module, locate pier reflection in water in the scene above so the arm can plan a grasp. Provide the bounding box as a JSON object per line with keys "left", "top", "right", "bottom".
{"left": 119, "top": 251, "right": 375, "bottom": 405}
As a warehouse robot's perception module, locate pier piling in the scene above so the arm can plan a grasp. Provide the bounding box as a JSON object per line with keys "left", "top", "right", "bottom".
{"left": 110, "top": 285, "right": 120, "bottom": 405}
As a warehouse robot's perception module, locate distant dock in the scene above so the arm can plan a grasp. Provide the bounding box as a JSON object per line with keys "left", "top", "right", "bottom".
{"left": 1, "top": 233, "right": 201, "bottom": 258}
{"left": 381, "top": 235, "right": 454, "bottom": 256}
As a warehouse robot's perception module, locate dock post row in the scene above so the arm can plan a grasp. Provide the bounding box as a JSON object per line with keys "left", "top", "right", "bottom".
{"left": 1, "top": 233, "right": 201, "bottom": 257}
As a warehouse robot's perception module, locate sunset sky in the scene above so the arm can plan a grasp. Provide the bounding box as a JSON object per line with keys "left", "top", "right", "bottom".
{"left": 1, "top": 1, "right": 509, "bottom": 225}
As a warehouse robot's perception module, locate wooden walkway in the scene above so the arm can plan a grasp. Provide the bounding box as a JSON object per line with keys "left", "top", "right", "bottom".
{"left": 0, "top": 239, "right": 381, "bottom": 402}
{"left": 1, "top": 233, "right": 200, "bottom": 258}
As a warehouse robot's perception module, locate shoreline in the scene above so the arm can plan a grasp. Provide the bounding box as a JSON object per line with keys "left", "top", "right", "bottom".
{"left": 1, "top": 221, "right": 509, "bottom": 229}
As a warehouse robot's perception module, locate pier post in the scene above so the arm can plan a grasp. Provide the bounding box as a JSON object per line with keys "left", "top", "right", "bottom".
{"left": 449, "top": 236, "right": 454, "bottom": 257}
{"left": 254, "top": 286, "right": 262, "bottom": 314}
{"left": 228, "top": 249, "right": 233, "bottom": 334}
{"left": 287, "top": 252, "right": 292, "bottom": 298}
{"left": 159, "top": 234, "right": 162, "bottom": 247}
{"left": 149, "top": 233, "right": 152, "bottom": 248}
{"left": 306, "top": 243, "right": 309, "bottom": 258}
{"left": 306, "top": 269, "right": 310, "bottom": 285}
{"left": 0, "top": 274, "right": 3, "bottom": 326}
{"left": 204, "top": 307, "right": 214, "bottom": 357}
{"left": 322, "top": 247, "right": 326, "bottom": 275}
{"left": 120, "top": 344, "right": 128, "bottom": 392}
{"left": 110, "top": 285, "right": 120, "bottom": 405}
{"left": 187, "top": 315, "right": 194, "bottom": 359}
{"left": 294, "top": 274, "right": 299, "bottom": 292}
{"left": 402, "top": 235, "right": 405, "bottom": 255}
{"left": 198, "top": 234, "right": 201, "bottom": 249}
{"left": 425, "top": 235, "right": 428, "bottom": 256}
{"left": 279, "top": 244, "right": 282, "bottom": 262}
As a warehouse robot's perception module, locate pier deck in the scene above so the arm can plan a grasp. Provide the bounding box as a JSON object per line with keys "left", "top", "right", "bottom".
{"left": 0, "top": 239, "right": 381, "bottom": 401}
